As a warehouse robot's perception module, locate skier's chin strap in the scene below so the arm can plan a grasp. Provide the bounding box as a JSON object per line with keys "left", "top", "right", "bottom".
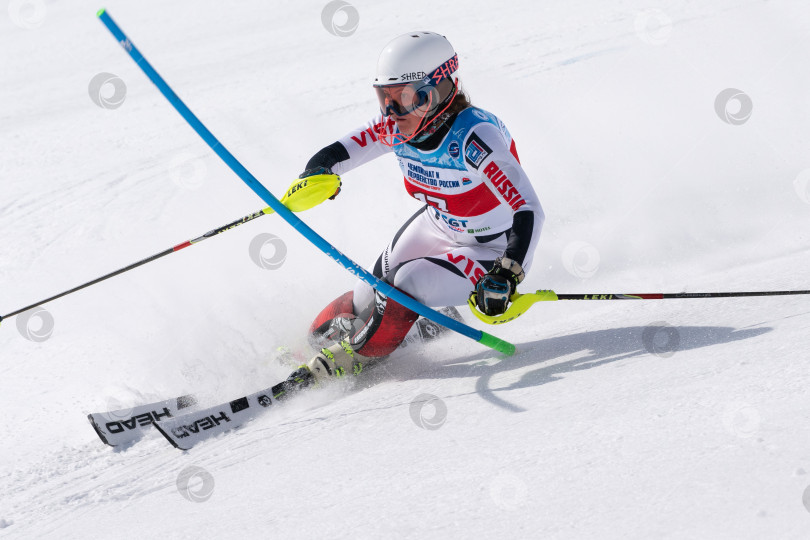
{"left": 379, "top": 78, "right": 459, "bottom": 148}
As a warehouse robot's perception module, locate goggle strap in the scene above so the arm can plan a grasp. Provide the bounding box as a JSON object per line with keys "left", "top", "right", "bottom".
{"left": 425, "top": 54, "right": 459, "bottom": 86}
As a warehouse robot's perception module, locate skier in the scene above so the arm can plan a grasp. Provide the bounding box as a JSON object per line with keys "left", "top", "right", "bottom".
{"left": 277, "top": 31, "right": 544, "bottom": 396}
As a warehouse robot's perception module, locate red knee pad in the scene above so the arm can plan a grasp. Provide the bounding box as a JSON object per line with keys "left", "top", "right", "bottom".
{"left": 308, "top": 290, "right": 356, "bottom": 350}
{"left": 353, "top": 296, "right": 419, "bottom": 358}
{"left": 308, "top": 289, "right": 419, "bottom": 358}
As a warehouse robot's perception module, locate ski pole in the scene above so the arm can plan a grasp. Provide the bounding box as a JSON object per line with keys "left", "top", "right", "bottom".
{"left": 96, "top": 9, "right": 516, "bottom": 356}
{"left": 0, "top": 174, "right": 341, "bottom": 324}
{"left": 0, "top": 209, "right": 266, "bottom": 324}
{"left": 468, "top": 289, "right": 810, "bottom": 325}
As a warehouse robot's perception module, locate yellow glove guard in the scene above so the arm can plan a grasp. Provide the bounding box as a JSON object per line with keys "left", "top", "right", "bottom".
{"left": 263, "top": 174, "right": 342, "bottom": 215}
{"left": 468, "top": 289, "right": 559, "bottom": 325}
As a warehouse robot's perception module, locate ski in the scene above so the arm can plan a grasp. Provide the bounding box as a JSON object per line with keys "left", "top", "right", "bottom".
{"left": 153, "top": 356, "right": 401, "bottom": 450}
{"left": 88, "top": 394, "right": 199, "bottom": 447}
{"left": 90, "top": 309, "right": 463, "bottom": 449}
{"left": 152, "top": 381, "right": 290, "bottom": 450}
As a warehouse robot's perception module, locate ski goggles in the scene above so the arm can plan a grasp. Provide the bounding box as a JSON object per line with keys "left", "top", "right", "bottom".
{"left": 374, "top": 54, "right": 459, "bottom": 117}
{"left": 374, "top": 82, "right": 435, "bottom": 117}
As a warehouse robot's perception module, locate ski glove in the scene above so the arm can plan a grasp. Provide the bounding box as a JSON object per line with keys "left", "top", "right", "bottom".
{"left": 474, "top": 257, "right": 525, "bottom": 316}
{"left": 299, "top": 166, "right": 341, "bottom": 200}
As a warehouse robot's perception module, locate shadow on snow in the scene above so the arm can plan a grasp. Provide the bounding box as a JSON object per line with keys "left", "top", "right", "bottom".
{"left": 377, "top": 324, "right": 772, "bottom": 413}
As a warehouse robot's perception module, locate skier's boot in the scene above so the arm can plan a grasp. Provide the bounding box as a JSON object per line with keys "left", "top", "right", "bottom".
{"left": 306, "top": 340, "right": 369, "bottom": 382}
{"left": 272, "top": 364, "right": 316, "bottom": 401}
{"left": 420, "top": 305, "right": 463, "bottom": 340}
{"left": 273, "top": 340, "right": 369, "bottom": 400}
{"left": 399, "top": 305, "right": 464, "bottom": 349}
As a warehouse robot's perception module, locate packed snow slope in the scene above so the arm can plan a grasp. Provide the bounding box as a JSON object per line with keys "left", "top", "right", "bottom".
{"left": 2, "top": 0, "right": 810, "bottom": 538}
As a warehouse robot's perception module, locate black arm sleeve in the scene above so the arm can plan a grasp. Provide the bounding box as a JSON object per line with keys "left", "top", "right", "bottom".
{"left": 504, "top": 211, "right": 535, "bottom": 266}
{"left": 304, "top": 141, "right": 351, "bottom": 172}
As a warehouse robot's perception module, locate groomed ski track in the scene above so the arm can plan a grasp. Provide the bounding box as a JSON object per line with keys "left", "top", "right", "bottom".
{"left": 2, "top": 0, "right": 810, "bottom": 538}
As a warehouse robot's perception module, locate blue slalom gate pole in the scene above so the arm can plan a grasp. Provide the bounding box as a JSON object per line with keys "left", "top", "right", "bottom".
{"left": 96, "top": 9, "right": 515, "bottom": 356}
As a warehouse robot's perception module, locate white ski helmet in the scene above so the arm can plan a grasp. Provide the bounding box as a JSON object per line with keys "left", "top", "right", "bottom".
{"left": 374, "top": 31, "right": 458, "bottom": 86}
{"left": 373, "top": 31, "right": 459, "bottom": 120}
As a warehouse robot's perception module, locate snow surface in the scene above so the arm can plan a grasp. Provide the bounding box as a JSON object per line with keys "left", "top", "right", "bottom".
{"left": 2, "top": 0, "right": 810, "bottom": 538}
